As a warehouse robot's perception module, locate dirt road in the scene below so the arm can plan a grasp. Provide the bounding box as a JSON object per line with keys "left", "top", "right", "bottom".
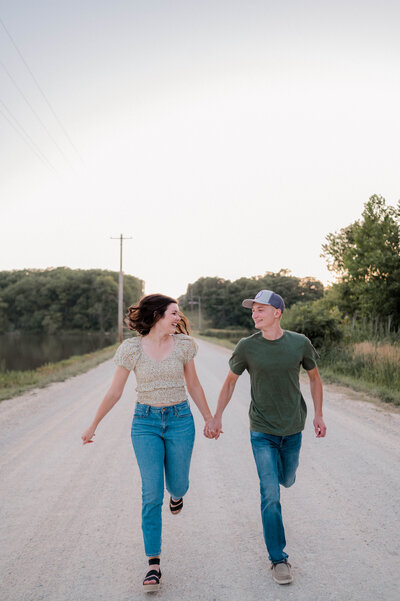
{"left": 1, "top": 338, "right": 399, "bottom": 601}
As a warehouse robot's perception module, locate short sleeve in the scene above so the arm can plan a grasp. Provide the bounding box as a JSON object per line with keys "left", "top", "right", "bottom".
{"left": 183, "top": 336, "right": 198, "bottom": 364}
{"left": 229, "top": 339, "right": 248, "bottom": 375}
{"left": 301, "top": 337, "right": 318, "bottom": 370}
{"left": 114, "top": 338, "right": 138, "bottom": 371}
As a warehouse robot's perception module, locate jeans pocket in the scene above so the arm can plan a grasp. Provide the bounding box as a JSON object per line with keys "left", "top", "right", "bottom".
{"left": 250, "top": 430, "right": 265, "bottom": 441}
{"left": 134, "top": 404, "right": 149, "bottom": 418}
{"left": 174, "top": 403, "right": 192, "bottom": 418}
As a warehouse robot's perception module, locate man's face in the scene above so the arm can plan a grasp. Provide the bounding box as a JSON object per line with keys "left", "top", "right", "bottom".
{"left": 251, "top": 302, "right": 279, "bottom": 329}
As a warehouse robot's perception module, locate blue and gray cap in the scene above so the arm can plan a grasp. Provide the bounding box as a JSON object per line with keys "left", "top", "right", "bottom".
{"left": 242, "top": 290, "right": 285, "bottom": 312}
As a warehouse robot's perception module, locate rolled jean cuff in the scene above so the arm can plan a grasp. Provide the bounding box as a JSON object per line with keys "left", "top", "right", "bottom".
{"left": 272, "top": 555, "right": 289, "bottom": 564}
{"left": 146, "top": 551, "right": 161, "bottom": 557}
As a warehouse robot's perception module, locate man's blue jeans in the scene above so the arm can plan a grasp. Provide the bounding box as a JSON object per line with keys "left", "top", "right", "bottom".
{"left": 250, "top": 431, "right": 302, "bottom": 564}
{"left": 131, "top": 400, "right": 195, "bottom": 557}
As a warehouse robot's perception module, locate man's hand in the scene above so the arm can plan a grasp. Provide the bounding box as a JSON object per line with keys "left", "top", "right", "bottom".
{"left": 313, "top": 416, "right": 327, "bottom": 438}
{"left": 203, "top": 415, "right": 223, "bottom": 440}
{"left": 203, "top": 418, "right": 215, "bottom": 439}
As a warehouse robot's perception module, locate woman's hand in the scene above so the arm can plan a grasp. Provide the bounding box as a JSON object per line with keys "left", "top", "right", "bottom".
{"left": 203, "top": 416, "right": 223, "bottom": 439}
{"left": 81, "top": 426, "right": 96, "bottom": 445}
{"left": 203, "top": 419, "right": 215, "bottom": 439}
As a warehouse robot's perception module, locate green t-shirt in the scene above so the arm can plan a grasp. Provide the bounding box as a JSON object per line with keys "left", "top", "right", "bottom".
{"left": 229, "top": 330, "right": 318, "bottom": 436}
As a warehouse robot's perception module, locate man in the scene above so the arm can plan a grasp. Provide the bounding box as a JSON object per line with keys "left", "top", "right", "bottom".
{"left": 207, "top": 290, "right": 326, "bottom": 585}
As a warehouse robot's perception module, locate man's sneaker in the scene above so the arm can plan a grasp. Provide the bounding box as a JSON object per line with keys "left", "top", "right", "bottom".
{"left": 270, "top": 561, "right": 293, "bottom": 585}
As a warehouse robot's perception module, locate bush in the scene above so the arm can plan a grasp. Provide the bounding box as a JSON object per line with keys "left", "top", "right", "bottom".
{"left": 281, "top": 300, "right": 343, "bottom": 348}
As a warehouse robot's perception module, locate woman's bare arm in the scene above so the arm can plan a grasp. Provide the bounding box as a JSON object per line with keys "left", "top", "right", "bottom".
{"left": 184, "top": 360, "right": 214, "bottom": 435}
{"left": 81, "top": 366, "right": 130, "bottom": 444}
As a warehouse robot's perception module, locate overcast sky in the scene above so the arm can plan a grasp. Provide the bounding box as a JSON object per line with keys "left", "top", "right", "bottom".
{"left": 1, "top": 0, "right": 399, "bottom": 299}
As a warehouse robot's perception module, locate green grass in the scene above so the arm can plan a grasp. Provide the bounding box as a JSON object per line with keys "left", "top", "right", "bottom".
{"left": 0, "top": 344, "right": 118, "bottom": 402}
{"left": 318, "top": 367, "right": 400, "bottom": 406}
{"left": 319, "top": 342, "right": 400, "bottom": 406}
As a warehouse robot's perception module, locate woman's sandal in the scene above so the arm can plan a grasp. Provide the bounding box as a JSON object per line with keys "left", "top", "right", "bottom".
{"left": 143, "top": 558, "right": 162, "bottom": 593}
{"left": 169, "top": 496, "right": 183, "bottom": 514}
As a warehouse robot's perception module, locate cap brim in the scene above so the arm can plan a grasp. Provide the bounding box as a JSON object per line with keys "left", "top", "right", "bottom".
{"left": 242, "top": 299, "right": 255, "bottom": 308}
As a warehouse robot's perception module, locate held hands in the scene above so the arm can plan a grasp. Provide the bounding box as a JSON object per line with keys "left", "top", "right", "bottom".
{"left": 203, "top": 416, "right": 223, "bottom": 440}
{"left": 81, "top": 426, "right": 96, "bottom": 445}
{"left": 313, "top": 416, "right": 327, "bottom": 438}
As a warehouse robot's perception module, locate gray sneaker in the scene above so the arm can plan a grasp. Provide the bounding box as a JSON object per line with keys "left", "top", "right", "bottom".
{"left": 270, "top": 561, "right": 293, "bottom": 585}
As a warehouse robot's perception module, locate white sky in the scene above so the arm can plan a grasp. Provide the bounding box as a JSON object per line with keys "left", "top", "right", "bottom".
{"left": 1, "top": 0, "right": 399, "bottom": 299}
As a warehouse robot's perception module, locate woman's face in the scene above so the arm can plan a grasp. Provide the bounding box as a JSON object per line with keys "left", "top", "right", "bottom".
{"left": 159, "top": 302, "right": 180, "bottom": 334}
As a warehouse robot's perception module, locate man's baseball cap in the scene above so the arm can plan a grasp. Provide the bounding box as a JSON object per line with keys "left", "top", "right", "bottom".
{"left": 242, "top": 290, "right": 285, "bottom": 312}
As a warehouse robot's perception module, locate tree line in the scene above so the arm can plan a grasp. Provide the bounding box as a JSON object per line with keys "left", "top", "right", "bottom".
{"left": 178, "top": 271, "right": 324, "bottom": 330}
{"left": 0, "top": 267, "right": 143, "bottom": 334}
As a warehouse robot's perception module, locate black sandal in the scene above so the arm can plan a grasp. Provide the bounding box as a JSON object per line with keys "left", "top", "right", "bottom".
{"left": 143, "top": 558, "right": 161, "bottom": 593}
{"left": 169, "top": 496, "right": 183, "bottom": 514}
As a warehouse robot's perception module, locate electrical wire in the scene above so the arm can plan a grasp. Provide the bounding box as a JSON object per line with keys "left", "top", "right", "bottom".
{"left": 0, "top": 98, "right": 59, "bottom": 175}
{"left": 0, "top": 14, "right": 85, "bottom": 166}
{"left": 1, "top": 58, "right": 76, "bottom": 171}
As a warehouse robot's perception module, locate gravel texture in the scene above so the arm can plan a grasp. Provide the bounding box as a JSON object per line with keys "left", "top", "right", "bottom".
{"left": 1, "top": 338, "right": 399, "bottom": 601}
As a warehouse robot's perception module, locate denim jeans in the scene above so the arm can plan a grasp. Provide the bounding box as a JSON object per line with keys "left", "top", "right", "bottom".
{"left": 131, "top": 400, "right": 195, "bottom": 557}
{"left": 250, "top": 431, "right": 302, "bottom": 564}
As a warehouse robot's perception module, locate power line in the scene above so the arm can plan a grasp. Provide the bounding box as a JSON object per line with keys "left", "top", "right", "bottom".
{"left": 0, "top": 14, "right": 85, "bottom": 165}
{"left": 0, "top": 98, "right": 59, "bottom": 175}
{"left": 1, "top": 58, "right": 75, "bottom": 170}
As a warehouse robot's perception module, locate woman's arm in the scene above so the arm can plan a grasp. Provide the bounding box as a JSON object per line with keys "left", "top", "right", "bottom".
{"left": 184, "top": 360, "right": 213, "bottom": 425}
{"left": 81, "top": 366, "right": 130, "bottom": 444}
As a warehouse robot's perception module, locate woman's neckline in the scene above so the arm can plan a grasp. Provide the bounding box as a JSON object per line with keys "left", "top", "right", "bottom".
{"left": 140, "top": 334, "right": 176, "bottom": 363}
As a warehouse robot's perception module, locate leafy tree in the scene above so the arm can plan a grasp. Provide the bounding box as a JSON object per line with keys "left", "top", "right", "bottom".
{"left": 281, "top": 300, "right": 343, "bottom": 348}
{"left": 0, "top": 296, "right": 9, "bottom": 333}
{"left": 321, "top": 195, "right": 400, "bottom": 327}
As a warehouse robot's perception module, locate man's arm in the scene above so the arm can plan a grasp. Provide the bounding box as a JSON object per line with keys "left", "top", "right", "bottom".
{"left": 206, "top": 370, "right": 240, "bottom": 439}
{"left": 306, "top": 366, "right": 327, "bottom": 438}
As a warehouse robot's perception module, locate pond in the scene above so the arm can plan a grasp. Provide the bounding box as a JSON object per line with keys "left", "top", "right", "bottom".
{"left": 0, "top": 331, "right": 117, "bottom": 371}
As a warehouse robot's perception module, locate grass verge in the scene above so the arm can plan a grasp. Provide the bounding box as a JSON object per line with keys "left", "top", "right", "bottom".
{"left": 318, "top": 367, "right": 400, "bottom": 406}
{"left": 0, "top": 344, "right": 118, "bottom": 402}
{"left": 195, "top": 333, "right": 236, "bottom": 350}
{"left": 319, "top": 342, "right": 400, "bottom": 407}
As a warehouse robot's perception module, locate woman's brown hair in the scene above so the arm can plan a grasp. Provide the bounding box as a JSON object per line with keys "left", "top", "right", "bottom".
{"left": 125, "top": 294, "right": 191, "bottom": 336}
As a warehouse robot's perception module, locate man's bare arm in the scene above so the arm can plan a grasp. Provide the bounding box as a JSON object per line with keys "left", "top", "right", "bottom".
{"left": 307, "top": 366, "right": 327, "bottom": 438}
{"left": 206, "top": 370, "right": 240, "bottom": 439}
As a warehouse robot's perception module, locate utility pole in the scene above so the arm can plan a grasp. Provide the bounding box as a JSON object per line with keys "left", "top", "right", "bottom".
{"left": 188, "top": 296, "right": 201, "bottom": 331}
{"left": 110, "top": 234, "right": 132, "bottom": 342}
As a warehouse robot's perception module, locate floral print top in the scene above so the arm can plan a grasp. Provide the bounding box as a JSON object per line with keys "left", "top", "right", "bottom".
{"left": 114, "top": 334, "right": 198, "bottom": 405}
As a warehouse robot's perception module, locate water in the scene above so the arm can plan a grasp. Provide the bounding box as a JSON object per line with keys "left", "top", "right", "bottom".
{"left": 0, "top": 331, "right": 116, "bottom": 371}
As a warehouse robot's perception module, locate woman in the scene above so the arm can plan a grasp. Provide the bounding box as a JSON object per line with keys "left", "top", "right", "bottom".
{"left": 81, "top": 294, "right": 214, "bottom": 592}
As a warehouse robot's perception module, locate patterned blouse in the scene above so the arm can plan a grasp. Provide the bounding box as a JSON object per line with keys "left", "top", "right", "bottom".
{"left": 114, "top": 334, "right": 198, "bottom": 405}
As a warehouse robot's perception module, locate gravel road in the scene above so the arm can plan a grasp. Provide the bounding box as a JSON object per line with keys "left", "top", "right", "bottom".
{"left": 1, "top": 338, "right": 399, "bottom": 601}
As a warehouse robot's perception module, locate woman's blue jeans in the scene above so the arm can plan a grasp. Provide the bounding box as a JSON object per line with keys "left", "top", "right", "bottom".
{"left": 131, "top": 400, "right": 195, "bottom": 557}
{"left": 250, "top": 431, "right": 302, "bottom": 564}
